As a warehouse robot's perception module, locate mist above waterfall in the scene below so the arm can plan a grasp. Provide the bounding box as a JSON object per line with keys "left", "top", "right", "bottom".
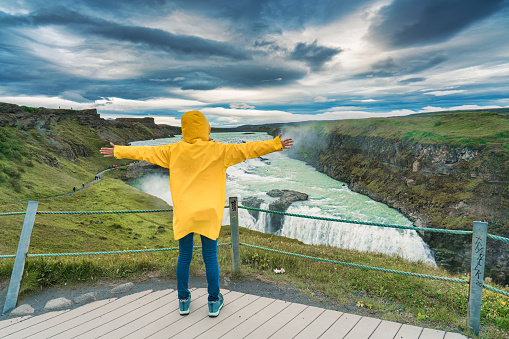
{"left": 135, "top": 173, "right": 173, "bottom": 206}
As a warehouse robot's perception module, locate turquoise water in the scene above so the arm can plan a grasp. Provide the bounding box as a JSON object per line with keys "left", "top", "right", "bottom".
{"left": 131, "top": 132, "right": 435, "bottom": 265}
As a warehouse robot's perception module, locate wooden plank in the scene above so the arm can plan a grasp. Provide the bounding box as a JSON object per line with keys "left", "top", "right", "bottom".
{"left": 244, "top": 302, "right": 308, "bottom": 339}
{"left": 122, "top": 291, "right": 211, "bottom": 339}
{"left": 419, "top": 328, "right": 446, "bottom": 339}
{"left": 344, "top": 316, "right": 381, "bottom": 339}
{"left": 10, "top": 298, "right": 117, "bottom": 339}
{"left": 72, "top": 289, "right": 172, "bottom": 339}
{"left": 194, "top": 295, "right": 274, "bottom": 339}
{"left": 0, "top": 315, "right": 32, "bottom": 330}
{"left": 45, "top": 290, "right": 152, "bottom": 339}
{"left": 150, "top": 291, "right": 245, "bottom": 339}
{"left": 122, "top": 297, "right": 193, "bottom": 339}
{"left": 0, "top": 310, "right": 69, "bottom": 337}
{"left": 394, "top": 324, "right": 423, "bottom": 339}
{"left": 368, "top": 320, "right": 402, "bottom": 339}
{"left": 319, "top": 313, "right": 362, "bottom": 339}
{"left": 444, "top": 332, "right": 468, "bottom": 339}
{"left": 127, "top": 289, "right": 235, "bottom": 339}
{"left": 96, "top": 289, "right": 186, "bottom": 339}
{"left": 269, "top": 305, "right": 324, "bottom": 339}
{"left": 293, "top": 309, "right": 343, "bottom": 339}
{"left": 220, "top": 299, "right": 290, "bottom": 339}
{"left": 177, "top": 292, "right": 260, "bottom": 338}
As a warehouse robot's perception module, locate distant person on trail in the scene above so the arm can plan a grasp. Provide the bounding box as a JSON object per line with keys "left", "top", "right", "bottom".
{"left": 100, "top": 110, "right": 293, "bottom": 317}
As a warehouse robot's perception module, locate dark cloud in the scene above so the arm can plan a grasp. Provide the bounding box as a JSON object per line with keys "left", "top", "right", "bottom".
{"left": 104, "top": 0, "right": 372, "bottom": 32}
{"left": 367, "top": 0, "right": 506, "bottom": 47}
{"left": 358, "top": 52, "right": 447, "bottom": 78}
{"left": 399, "top": 77, "right": 426, "bottom": 85}
{"left": 289, "top": 41, "right": 342, "bottom": 71}
{"left": 1, "top": 9, "right": 251, "bottom": 60}
{"left": 143, "top": 64, "right": 306, "bottom": 91}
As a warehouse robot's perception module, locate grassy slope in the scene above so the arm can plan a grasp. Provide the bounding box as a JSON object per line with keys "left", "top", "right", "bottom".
{"left": 314, "top": 111, "right": 509, "bottom": 146}
{"left": 0, "top": 179, "right": 174, "bottom": 255}
{"left": 0, "top": 122, "right": 131, "bottom": 203}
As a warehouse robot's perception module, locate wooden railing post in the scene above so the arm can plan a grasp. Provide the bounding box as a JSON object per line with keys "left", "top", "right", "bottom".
{"left": 3, "top": 201, "right": 38, "bottom": 315}
{"left": 229, "top": 197, "right": 241, "bottom": 274}
{"left": 467, "top": 221, "right": 488, "bottom": 336}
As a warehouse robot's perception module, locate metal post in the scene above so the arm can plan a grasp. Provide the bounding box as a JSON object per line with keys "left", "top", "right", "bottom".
{"left": 467, "top": 221, "right": 488, "bottom": 336}
{"left": 229, "top": 197, "right": 241, "bottom": 274}
{"left": 3, "top": 201, "right": 39, "bottom": 315}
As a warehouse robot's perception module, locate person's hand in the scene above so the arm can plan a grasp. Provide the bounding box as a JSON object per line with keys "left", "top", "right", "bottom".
{"left": 278, "top": 133, "right": 294, "bottom": 149}
{"left": 100, "top": 142, "right": 116, "bottom": 157}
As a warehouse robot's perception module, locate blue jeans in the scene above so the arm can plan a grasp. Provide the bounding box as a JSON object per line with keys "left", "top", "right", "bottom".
{"left": 177, "top": 233, "right": 220, "bottom": 302}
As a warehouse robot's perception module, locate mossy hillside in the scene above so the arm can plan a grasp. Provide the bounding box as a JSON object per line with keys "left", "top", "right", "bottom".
{"left": 0, "top": 122, "right": 128, "bottom": 203}
{"left": 317, "top": 111, "right": 509, "bottom": 147}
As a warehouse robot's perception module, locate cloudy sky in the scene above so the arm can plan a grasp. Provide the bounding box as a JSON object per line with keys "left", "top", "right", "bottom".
{"left": 1, "top": 0, "right": 508, "bottom": 127}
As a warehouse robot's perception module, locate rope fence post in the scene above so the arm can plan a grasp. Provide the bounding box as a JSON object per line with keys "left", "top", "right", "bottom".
{"left": 467, "top": 221, "right": 488, "bottom": 336}
{"left": 3, "top": 201, "right": 39, "bottom": 315}
{"left": 229, "top": 197, "right": 241, "bottom": 274}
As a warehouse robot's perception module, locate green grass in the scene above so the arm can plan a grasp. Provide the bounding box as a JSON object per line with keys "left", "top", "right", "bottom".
{"left": 0, "top": 123, "right": 128, "bottom": 203}
{"left": 0, "top": 178, "right": 507, "bottom": 338}
{"left": 303, "top": 111, "right": 509, "bottom": 147}
{"left": 0, "top": 179, "right": 174, "bottom": 255}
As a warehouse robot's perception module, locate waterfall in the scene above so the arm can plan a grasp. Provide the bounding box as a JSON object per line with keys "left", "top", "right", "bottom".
{"left": 132, "top": 132, "right": 437, "bottom": 266}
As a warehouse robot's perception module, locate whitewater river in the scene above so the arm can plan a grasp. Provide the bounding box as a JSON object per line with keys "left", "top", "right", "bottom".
{"left": 130, "top": 132, "right": 435, "bottom": 266}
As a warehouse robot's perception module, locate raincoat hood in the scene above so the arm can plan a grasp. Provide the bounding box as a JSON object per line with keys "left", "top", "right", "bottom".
{"left": 181, "top": 110, "right": 210, "bottom": 143}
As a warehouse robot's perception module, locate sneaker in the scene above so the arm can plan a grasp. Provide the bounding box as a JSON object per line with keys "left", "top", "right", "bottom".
{"left": 179, "top": 294, "right": 191, "bottom": 315}
{"left": 208, "top": 293, "right": 224, "bottom": 317}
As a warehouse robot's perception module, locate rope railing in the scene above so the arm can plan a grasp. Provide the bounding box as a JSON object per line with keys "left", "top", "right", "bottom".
{"left": 239, "top": 205, "right": 509, "bottom": 242}
{"left": 1, "top": 203, "right": 507, "bottom": 301}
{"left": 234, "top": 204, "right": 508, "bottom": 301}
{"left": 487, "top": 233, "right": 509, "bottom": 243}
{"left": 0, "top": 209, "right": 173, "bottom": 216}
{"left": 240, "top": 243, "right": 469, "bottom": 284}
{"left": 0, "top": 243, "right": 231, "bottom": 259}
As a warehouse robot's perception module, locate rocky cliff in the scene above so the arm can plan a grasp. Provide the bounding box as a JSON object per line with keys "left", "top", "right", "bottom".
{"left": 286, "top": 113, "right": 509, "bottom": 286}
{"left": 0, "top": 102, "right": 180, "bottom": 143}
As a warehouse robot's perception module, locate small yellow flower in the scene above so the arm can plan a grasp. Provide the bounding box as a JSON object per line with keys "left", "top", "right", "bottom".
{"left": 502, "top": 301, "right": 506, "bottom": 306}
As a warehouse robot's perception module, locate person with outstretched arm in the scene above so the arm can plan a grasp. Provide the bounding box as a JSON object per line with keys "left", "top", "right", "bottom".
{"left": 100, "top": 110, "right": 293, "bottom": 317}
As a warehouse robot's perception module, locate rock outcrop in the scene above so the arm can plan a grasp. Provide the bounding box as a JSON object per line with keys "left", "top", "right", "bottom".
{"left": 241, "top": 189, "right": 309, "bottom": 234}
{"left": 267, "top": 189, "right": 308, "bottom": 234}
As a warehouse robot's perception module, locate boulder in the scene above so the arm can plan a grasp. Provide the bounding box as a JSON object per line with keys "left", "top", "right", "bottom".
{"left": 267, "top": 189, "right": 308, "bottom": 234}
{"left": 45, "top": 297, "right": 72, "bottom": 310}
{"left": 241, "top": 196, "right": 264, "bottom": 219}
{"left": 111, "top": 282, "right": 135, "bottom": 294}
{"left": 10, "top": 304, "right": 34, "bottom": 316}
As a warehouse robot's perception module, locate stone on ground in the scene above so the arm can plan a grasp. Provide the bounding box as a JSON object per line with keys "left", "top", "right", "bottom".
{"left": 10, "top": 304, "right": 34, "bottom": 316}
{"left": 111, "top": 282, "right": 135, "bottom": 294}
{"left": 44, "top": 297, "right": 72, "bottom": 310}
{"left": 74, "top": 292, "right": 98, "bottom": 304}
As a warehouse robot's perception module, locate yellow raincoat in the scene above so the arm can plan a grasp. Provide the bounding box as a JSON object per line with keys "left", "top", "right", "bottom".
{"left": 114, "top": 111, "right": 283, "bottom": 240}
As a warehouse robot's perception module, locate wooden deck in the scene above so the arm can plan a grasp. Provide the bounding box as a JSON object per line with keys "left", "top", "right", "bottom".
{"left": 0, "top": 288, "right": 468, "bottom": 339}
